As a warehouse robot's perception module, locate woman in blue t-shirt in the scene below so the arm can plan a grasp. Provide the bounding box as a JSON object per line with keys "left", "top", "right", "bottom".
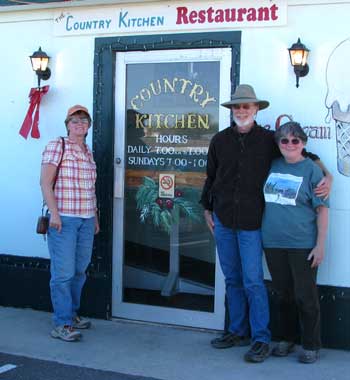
{"left": 261, "top": 121, "right": 329, "bottom": 364}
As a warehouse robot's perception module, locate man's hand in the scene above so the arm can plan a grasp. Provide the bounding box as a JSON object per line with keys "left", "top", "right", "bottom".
{"left": 314, "top": 174, "right": 332, "bottom": 200}
{"left": 204, "top": 210, "right": 214, "bottom": 235}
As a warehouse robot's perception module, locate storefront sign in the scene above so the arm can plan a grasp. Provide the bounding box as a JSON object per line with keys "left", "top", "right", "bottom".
{"left": 54, "top": 1, "right": 286, "bottom": 36}
{"left": 125, "top": 61, "right": 217, "bottom": 173}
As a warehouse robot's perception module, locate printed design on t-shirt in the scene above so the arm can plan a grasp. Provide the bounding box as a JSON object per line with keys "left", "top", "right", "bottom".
{"left": 264, "top": 172, "right": 303, "bottom": 206}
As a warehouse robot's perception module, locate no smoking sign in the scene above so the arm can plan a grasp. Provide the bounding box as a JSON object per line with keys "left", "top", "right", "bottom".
{"left": 159, "top": 174, "right": 175, "bottom": 198}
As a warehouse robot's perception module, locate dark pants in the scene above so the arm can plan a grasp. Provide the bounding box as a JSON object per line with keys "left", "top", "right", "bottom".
{"left": 264, "top": 248, "right": 321, "bottom": 350}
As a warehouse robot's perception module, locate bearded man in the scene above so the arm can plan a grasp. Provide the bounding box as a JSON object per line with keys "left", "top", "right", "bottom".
{"left": 201, "top": 84, "right": 331, "bottom": 363}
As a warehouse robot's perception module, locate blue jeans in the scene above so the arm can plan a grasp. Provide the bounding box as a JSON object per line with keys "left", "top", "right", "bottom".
{"left": 213, "top": 214, "right": 271, "bottom": 344}
{"left": 48, "top": 216, "right": 95, "bottom": 327}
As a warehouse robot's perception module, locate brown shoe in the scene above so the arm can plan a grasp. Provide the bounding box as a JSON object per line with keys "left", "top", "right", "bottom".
{"left": 211, "top": 332, "right": 250, "bottom": 349}
{"left": 299, "top": 349, "right": 320, "bottom": 364}
{"left": 272, "top": 341, "right": 296, "bottom": 357}
{"left": 244, "top": 342, "right": 270, "bottom": 363}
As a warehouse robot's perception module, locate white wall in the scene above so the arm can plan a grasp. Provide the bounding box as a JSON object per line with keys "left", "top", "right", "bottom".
{"left": 0, "top": 9, "right": 96, "bottom": 259}
{"left": 0, "top": 1, "right": 349, "bottom": 286}
{"left": 242, "top": 3, "right": 350, "bottom": 286}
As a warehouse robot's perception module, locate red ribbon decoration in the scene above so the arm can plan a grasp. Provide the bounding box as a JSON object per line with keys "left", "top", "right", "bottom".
{"left": 19, "top": 85, "right": 49, "bottom": 139}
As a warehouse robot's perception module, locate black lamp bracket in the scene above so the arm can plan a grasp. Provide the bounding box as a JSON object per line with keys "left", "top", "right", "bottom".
{"left": 294, "top": 63, "right": 309, "bottom": 78}
{"left": 36, "top": 67, "right": 51, "bottom": 88}
{"left": 38, "top": 67, "right": 51, "bottom": 81}
{"left": 293, "top": 63, "right": 309, "bottom": 88}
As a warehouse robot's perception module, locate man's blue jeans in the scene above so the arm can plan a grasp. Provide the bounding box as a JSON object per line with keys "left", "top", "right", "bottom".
{"left": 213, "top": 214, "right": 271, "bottom": 344}
{"left": 48, "top": 216, "right": 95, "bottom": 327}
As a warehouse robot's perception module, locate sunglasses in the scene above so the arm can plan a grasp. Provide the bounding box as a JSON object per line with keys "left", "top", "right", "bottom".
{"left": 232, "top": 104, "right": 255, "bottom": 110}
{"left": 279, "top": 138, "right": 301, "bottom": 145}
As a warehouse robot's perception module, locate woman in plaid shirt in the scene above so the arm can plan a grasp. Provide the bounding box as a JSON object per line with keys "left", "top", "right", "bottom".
{"left": 40, "top": 105, "right": 99, "bottom": 342}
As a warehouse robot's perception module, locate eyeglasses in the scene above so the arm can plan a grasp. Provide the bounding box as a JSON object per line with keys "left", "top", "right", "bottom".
{"left": 232, "top": 104, "right": 255, "bottom": 110}
{"left": 69, "top": 118, "right": 90, "bottom": 125}
{"left": 279, "top": 138, "right": 301, "bottom": 145}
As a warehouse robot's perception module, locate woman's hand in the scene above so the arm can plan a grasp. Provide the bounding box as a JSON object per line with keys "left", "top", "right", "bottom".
{"left": 310, "top": 206, "right": 328, "bottom": 268}
{"left": 308, "top": 245, "right": 325, "bottom": 268}
{"left": 40, "top": 163, "right": 61, "bottom": 231}
{"left": 204, "top": 210, "right": 214, "bottom": 235}
{"left": 49, "top": 212, "right": 62, "bottom": 232}
{"left": 94, "top": 215, "right": 100, "bottom": 235}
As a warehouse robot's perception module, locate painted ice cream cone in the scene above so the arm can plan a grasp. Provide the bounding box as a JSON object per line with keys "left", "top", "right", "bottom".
{"left": 325, "top": 38, "right": 350, "bottom": 176}
{"left": 331, "top": 101, "right": 350, "bottom": 175}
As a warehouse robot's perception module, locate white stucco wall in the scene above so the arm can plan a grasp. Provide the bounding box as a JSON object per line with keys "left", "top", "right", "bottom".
{"left": 0, "top": 8, "right": 95, "bottom": 260}
{"left": 239, "top": 3, "right": 350, "bottom": 287}
{"left": 0, "top": 0, "right": 349, "bottom": 287}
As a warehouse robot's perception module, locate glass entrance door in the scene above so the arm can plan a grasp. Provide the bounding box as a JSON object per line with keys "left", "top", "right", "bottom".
{"left": 113, "top": 48, "right": 231, "bottom": 329}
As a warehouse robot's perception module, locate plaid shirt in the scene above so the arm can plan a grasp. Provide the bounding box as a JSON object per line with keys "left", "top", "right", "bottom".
{"left": 42, "top": 137, "right": 97, "bottom": 217}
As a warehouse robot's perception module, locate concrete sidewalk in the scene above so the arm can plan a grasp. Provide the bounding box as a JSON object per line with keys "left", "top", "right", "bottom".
{"left": 0, "top": 306, "right": 349, "bottom": 380}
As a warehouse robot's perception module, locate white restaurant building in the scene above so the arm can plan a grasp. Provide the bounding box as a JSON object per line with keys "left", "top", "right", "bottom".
{"left": 0, "top": 0, "right": 349, "bottom": 349}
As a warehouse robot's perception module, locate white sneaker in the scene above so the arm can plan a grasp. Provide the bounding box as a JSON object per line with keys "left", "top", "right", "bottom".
{"left": 51, "top": 325, "right": 82, "bottom": 342}
{"left": 72, "top": 316, "right": 91, "bottom": 329}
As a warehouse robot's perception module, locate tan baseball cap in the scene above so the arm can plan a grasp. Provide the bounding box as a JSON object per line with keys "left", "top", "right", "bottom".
{"left": 66, "top": 105, "right": 91, "bottom": 119}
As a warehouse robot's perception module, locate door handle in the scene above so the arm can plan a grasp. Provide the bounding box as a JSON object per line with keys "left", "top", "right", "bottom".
{"left": 114, "top": 158, "right": 124, "bottom": 198}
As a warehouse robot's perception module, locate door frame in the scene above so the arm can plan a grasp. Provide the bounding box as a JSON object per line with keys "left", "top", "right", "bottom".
{"left": 112, "top": 48, "right": 231, "bottom": 328}
{"left": 92, "top": 32, "right": 241, "bottom": 320}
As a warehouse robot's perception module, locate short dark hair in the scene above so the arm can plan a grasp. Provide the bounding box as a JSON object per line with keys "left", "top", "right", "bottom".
{"left": 275, "top": 121, "right": 307, "bottom": 144}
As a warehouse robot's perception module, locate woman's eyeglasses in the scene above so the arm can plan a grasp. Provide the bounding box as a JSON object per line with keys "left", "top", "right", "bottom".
{"left": 69, "top": 118, "right": 90, "bottom": 125}
{"left": 279, "top": 138, "right": 301, "bottom": 145}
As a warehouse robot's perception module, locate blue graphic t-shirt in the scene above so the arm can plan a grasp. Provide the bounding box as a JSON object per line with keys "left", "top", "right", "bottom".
{"left": 262, "top": 157, "right": 329, "bottom": 249}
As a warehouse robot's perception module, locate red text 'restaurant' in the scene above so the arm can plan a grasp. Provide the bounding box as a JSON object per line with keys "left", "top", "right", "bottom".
{"left": 176, "top": 5, "right": 279, "bottom": 24}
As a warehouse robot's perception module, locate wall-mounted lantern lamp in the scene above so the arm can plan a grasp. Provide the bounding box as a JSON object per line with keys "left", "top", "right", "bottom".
{"left": 288, "top": 38, "right": 310, "bottom": 88}
{"left": 29, "top": 47, "right": 51, "bottom": 88}
{"left": 20, "top": 47, "right": 51, "bottom": 139}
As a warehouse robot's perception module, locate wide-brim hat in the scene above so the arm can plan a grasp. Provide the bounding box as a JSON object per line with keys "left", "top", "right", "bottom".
{"left": 66, "top": 105, "right": 91, "bottom": 119}
{"left": 221, "top": 84, "right": 269, "bottom": 110}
